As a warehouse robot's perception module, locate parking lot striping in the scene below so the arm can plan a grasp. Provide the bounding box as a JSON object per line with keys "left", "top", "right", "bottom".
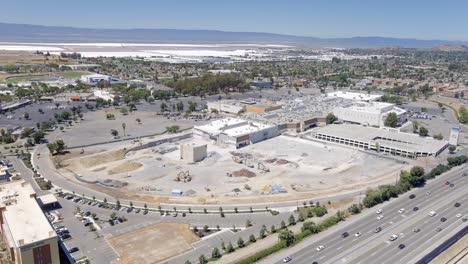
{"left": 104, "top": 237, "right": 120, "bottom": 258}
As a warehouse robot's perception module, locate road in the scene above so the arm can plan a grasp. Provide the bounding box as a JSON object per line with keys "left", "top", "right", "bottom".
{"left": 260, "top": 164, "right": 467, "bottom": 264}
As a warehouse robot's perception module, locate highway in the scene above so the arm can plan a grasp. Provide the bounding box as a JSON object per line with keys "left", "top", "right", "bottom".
{"left": 263, "top": 164, "right": 467, "bottom": 264}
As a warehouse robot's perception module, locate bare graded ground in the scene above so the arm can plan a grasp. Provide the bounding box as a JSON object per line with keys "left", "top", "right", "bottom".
{"left": 108, "top": 161, "right": 143, "bottom": 175}
{"left": 108, "top": 223, "right": 199, "bottom": 264}
{"left": 60, "top": 133, "right": 408, "bottom": 205}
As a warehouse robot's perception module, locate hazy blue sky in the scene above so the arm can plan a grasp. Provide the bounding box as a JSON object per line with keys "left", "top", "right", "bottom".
{"left": 2, "top": 0, "right": 468, "bottom": 40}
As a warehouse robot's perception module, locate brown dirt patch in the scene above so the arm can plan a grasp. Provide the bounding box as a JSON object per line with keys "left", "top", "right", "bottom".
{"left": 108, "top": 161, "right": 142, "bottom": 175}
{"left": 79, "top": 149, "right": 125, "bottom": 167}
{"left": 232, "top": 169, "right": 256, "bottom": 178}
{"left": 109, "top": 223, "right": 199, "bottom": 264}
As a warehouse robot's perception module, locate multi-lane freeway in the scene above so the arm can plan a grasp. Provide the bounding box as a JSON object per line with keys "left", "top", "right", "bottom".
{"left": 262, "top": 165, "right": 467, "bottom": 264}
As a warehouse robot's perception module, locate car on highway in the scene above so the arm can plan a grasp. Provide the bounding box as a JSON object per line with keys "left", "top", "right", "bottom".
{"left": 413, "top": 206, "right": 419, "bottom": 211}
{"left": 454, "top": 202, "right": 461, "bottom": 207}
{"left": 398, "top": 244, "right": 406, "bottom": 249}
{"left": 456, "top": 214, "right": 462, "bottom": 218}
{"left": 436, "top": 227, "right": 442, "bottom": 232}
{"left": 377, "top": 215, "right": 384, "bottom": 220}
{"left": 374, "top": 227, "right": 382, "bottom": 233}
{"left": 68, "top": 247, "right": 79, "bottom": 253}
{"left": 449, "top": 183, "right": 454, "bottom": 187}
{"left": 409, "top": 194, "right": 416, "bottom": 199}
{"left": 376, "top": 209, "right": 383, "bottom": 214}
{"left": 413, "top": 228, "right": 420, "bottom": 233}
{"left": 440, "top": 217, "right": 447, "bottom": 222}
{"left": 462, "top": 218, "right": 467, "bottom": 222}
{"left": 282, "top": 256, "right": 292, "bottom": 263}
{"left": 355, "top": 232, "right": 361, "bottom": 237}
{"left": 398, "top": 208, "right": 405, "bottom": 214}
{"left": 444, "top": 181, "right": 450, "bottom": 186}
{"left": 429, "top": 211, "right": 437, "bottom": 217}
{"left": 316, "top": 245, "right": 325, "bottom": 251}
{"left": 389, "top": 235, "right": 398, "bottom": 241}
{"left": 426, "top": 191, "right": 431, "bottom": 196}
{"left": 341, "top": 232, "right": 349, "bottom": 238}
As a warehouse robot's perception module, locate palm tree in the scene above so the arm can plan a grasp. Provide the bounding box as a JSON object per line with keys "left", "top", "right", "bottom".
{"left": 122, "top": 123, "right": 126, "bottom": 136}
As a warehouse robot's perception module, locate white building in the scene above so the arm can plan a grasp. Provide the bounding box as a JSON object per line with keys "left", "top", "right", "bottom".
{"left": 180, "top": 143, "right": 207, "bottom": 163}
{"left": 194, "top": 118, "right": 279, "bottom": 148}
{"left": 327, "top": 91, "right": 382, "bottom": 102}
{"left": 449, "top": 126, "right": 460, "bottom": 146}
{"left": 206, "top": 101, "right": 244, "bottom": 115}
{"left": 334, "top": 102, "right": 407, "bottom": 127}
{"left": 309, "top": 124, "right": 448, "bottom": 159}
{"left": 80, "top": 74, "right": 126, "bottom": 86}
{"left": 0, "top": 180, "right": 60, "bottom": 264}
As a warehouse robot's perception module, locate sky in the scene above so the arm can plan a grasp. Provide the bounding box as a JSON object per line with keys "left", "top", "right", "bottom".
{"left": 1, "top": 0, "right": 468, "bottom": 41}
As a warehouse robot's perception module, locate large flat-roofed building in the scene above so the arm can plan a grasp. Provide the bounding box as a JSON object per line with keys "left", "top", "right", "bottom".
{"left": 334, "top": 102, "right": 407, "bottom": 127}
{"left": 206, "top": 101, "right": 244, "bottom": 115}
{"left": 80, "top": 74, "right": 126, "bottom": 86}
{"left": 193, "top": 118, "right": 279, "bottom": 148}
{"left": 180, "top": 143, "right": 207, "bottom": 163}
{"left": 244, "top": 95, "right": 346, "bottom": 133}
{"left": 327, "top": 91, "right": 382, "bottom": 102}
{"left": 308, "top": 124, "right": 448, "bottom": 159}
{"left": 245, "top": 103, "right": 282, "bottom": 113}
{"left": 0, "top": 180, "right": 59, "bottom": 264}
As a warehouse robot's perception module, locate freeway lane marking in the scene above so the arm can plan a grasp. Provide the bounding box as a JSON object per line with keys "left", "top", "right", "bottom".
{"left": 337, "top": 246, "right": 343, "bottom": 250}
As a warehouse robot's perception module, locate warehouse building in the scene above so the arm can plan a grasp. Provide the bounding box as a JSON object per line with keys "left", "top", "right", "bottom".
{"left": 0, "top": 180, "right": 60, "bottom": 264}
{"left": 334, "top": 102, "right": 407, "bottom": 127}
{"left": 308, "top": 124, "right": 448, "bottom": 158}
{"left": 327, "top": 91, "right": 382, "bottom": 102}
{"left": 193, "top": 118, "right": 279, "bottom": 148}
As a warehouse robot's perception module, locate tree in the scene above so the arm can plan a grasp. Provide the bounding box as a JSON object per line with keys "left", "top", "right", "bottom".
{"left": 225, "top": 242, "right": 234, "bottom": 253}
{"left": 326, "top": 113, "right": 337, "bottom": 124}
{"left": 136, "top": 118, "right": 141, "bottom": 124}
{"left": 122, "top": 123, "right": 126, "bottom": 136}
{"left": 21, "top": 127, "right": 33, "bottom": 138}
{"left": 280, "top": 220, "right": 286, "bottom": 229}
{"left": 55, "top": 102, "right": 60, "bottom": 109}
{"left": 288, "top": 214, "right": 296, "bottom": 226}
{"left": 198, "top": 255, "right": 207, "bottom": 264}
{"left": 47, "top": 140, "right": 66, "bottom": 155}
{"left": 278, "top": 229, "right": 295, "bottom": 246}
{"left": 237, "top": 237, "right": 245, "bottom": 248}
{"left": 384, "top": 112, "right": 398, "bottom": 127}
{"left": 110, "top": 129, "right": 118, "bottom": 137}
{"left": 449, "top": 145, "right": 456, "bottom": 153}
{"left": 419, "top": 126, "right": 428, "bottom": 137}
{"left": 259, "top": 226, "right": 266, "bottom": 238}
{"left": 32, "top": 130, "right": 45, "bottom": 144}
{"left": 176, "top": 101, "right": 184, "bottom": 112}
{"left": 348, "top": 204, "right": 361, "bottom": 214}
{"left": 245, "top": 219, "right": 252, "bottom": 228}
{"left": 23, "top": 112, "right": 30, "bottom": 119}
{"left": 270, "top": 225, "right": 276, "bottom": 234}
{"left": 211, "top": 247, "right": 221, "bottom": 259}
{"left": 120, "top": 107, "right": 128, "bottom": 115}
{"left": 249, "top": 234, "right": 256, "bottom": 243}
{"left": 160, "top": 102, "right": 168, "bottom": 112}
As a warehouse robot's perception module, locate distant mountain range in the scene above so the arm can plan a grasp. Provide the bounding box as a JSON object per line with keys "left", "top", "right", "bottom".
{"left": 1, "top": 22, "right": 468, "bottom": 48}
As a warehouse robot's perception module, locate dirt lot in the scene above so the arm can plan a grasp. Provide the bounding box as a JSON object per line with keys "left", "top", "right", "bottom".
{"left": 108, "top": 223, "right": 199, "bottom": 264}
